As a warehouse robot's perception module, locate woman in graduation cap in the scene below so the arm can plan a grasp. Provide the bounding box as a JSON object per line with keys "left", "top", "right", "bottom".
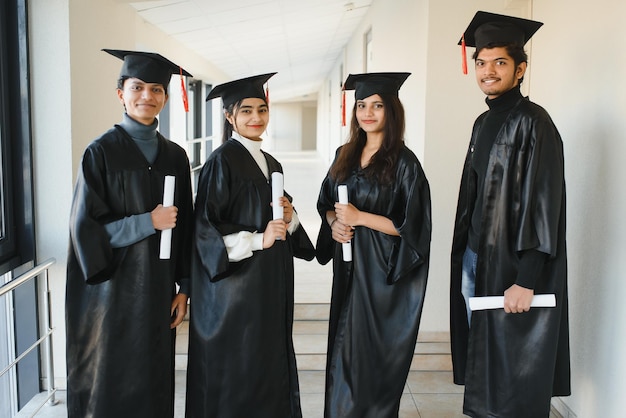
{"left": 185, "top": 73, "right": 315, "bottom": 418}
{"left": 66, "top": 50, "right": 194, "bottom": 417}
{"left": 315, "top": 72, "right": 431, "bottom": 417}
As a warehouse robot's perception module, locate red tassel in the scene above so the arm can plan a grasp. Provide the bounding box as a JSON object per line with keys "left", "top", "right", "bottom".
{"left": 341, "top": 90, "right": 346, "bottom": 127}
{"left": 180, "top": 67, "right": 189, "bottom": 112}
{"left": 461, "top": 35, "right": 468, "bottom": 75}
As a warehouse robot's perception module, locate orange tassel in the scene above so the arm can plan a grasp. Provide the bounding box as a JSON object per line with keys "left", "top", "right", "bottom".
{"left": 341, "top": 90, "right": 346, "bottom": 127}
{"left": 180, "top": 67, "right": 189, "bottom": 112}
{"left": 266, "top": 85, "right": 270, "bottom": 105}
{"left": 461, "top": 35, "right": 468, "bottom": 75}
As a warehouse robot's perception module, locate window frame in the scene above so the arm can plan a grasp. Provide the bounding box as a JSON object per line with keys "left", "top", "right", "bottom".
{"left": 0, "top": 0, "right": 35, "bottom": 275}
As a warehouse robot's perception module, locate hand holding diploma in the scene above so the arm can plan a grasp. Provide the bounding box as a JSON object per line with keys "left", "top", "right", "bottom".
{"left": 270, "top": 172, "right": 290, "bottom": 243}
{"left": 159, "top": 175, "right": 175, "bottom": 259}
{"left": 337, "top": 185, "right": 352, "bottom": 262}
{"left": 469, "top": 294, "right": 556, "bottom": 311}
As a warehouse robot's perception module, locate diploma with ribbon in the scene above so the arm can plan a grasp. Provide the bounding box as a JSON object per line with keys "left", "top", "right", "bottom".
{"left": 159, "top": 175, "right": 175, "bottom": 259}
{"left": 469, "top": 294, "right": 556, "bottom": 311}
{"left": 337, "top": 185, "right": 352, "bottom": 262}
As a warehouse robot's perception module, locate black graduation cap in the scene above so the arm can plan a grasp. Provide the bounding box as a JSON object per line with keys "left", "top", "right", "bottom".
{"left": 103, "top": 49, "right": 192, "bottom": 89}
{"left": 206, "top": 73, "right": 277, "bottom": 109}
{"left": 343, "top": 72, "right": 411, "bottom": 100}
{"left": 458, "top": 11, "right": 543, "bottom": 51}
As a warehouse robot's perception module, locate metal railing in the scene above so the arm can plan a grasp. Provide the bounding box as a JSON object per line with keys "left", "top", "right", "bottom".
{"left": 0, "top": 258, "right": 58, "bottom": 415}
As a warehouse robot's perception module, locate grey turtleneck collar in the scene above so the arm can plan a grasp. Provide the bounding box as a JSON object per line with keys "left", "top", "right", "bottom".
{"left": 119, "top": 113, "right": 159, "bottom": 163}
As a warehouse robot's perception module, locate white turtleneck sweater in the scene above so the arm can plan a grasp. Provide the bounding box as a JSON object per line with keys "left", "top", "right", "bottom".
{"left": 222, "top": 132, "right": 300, "bottom": 262}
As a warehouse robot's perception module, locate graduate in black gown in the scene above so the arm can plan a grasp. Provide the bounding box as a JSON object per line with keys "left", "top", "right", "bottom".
{"left": 185, "top": 73, "right": 315, "bottom": 418}
{"left": 66, "top": 50, "right": 193, "bottom": 418}
{"left": 316, "top": 73, "right": 432, "bottom": 417}
{"left": 450, "top": 12, "right": 570, "bottom": 417}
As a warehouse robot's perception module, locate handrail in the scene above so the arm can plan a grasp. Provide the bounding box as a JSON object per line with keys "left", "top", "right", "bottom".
{"left": 0, "top": 259, "right": 55, "bottom": 297}
{"left": 0, "top": 257, "right": 58, "bottom": 415}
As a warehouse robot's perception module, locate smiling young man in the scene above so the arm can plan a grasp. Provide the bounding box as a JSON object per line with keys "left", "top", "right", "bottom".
{"left": 66, "top": 50, "right": 193, "bottom": 418}
{"left": 450, "top": 12, "right": 571, "bottom": 418}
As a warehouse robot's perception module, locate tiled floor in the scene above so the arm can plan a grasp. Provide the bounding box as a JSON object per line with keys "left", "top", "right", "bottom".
{"left": 17, "top": 151, "right": 560, "bottom": 418}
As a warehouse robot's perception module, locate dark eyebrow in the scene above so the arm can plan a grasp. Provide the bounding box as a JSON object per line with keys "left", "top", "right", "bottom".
{"left": 476, "top": 56, "right": 511, "bottom": 62}
{"left": 239, "top": 103, "right": 268, "bottom": 109}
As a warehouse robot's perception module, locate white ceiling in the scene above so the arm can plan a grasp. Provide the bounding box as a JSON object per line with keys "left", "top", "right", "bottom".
{"left": 129, "top": 0, "right": 373, "bottom": 102}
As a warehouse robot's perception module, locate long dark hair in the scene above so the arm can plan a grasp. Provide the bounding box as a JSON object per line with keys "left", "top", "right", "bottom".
{"left": 330, "top": 93, "right": 405, "bottom": 184}
{"left": 221, "top": 98, "right": 269, "bottom": 143}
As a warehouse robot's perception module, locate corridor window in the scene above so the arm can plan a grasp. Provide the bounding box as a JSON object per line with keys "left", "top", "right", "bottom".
{"left": 0, "top": 0, "right": 35, "bottom": 274}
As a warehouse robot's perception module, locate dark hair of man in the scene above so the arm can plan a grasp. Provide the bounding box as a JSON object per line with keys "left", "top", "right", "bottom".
{"left": 222, "top": 98, "right": 269, "bottom": 143}
{"left": 473, "top": 43, "right": 529, "bottom": 83}
{"left": 330, "top": 94, "right": 405, "bottom": 185}
{"left": 116, "top": 76, "right": 168, "bottom": 94}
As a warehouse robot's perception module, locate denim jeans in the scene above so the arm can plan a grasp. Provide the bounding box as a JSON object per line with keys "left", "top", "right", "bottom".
{"left": 461, "top": 246, "right": 477, "bottom": 326}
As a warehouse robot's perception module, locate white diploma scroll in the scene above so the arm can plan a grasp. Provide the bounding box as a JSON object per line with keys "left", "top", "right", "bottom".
{"left": 159, "top": 175, "right": 175, "bottom": 259}
{"left": 337, "top": 185, "right": 352, "bottom": 262}
{"left": 469, "top": 293, "right": 556, "bottom": 311}
{"left": 271, "top": 172, "right": 284, "bottom": 220}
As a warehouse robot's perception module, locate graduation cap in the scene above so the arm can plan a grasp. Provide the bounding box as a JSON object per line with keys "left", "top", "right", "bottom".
{"left": 103, "top": 49, "right": 193, "bottom": 111}
{"left": 340, "top": 72, "right": 410, "bottom": 126}
{"left": 458, "top": 11, "right": 543, "bottom": 74}
{"left": 103, "top": 49, "right": 192, "bottom": 88}
{"left": 206, "top": 73, "right": 277, "bottom": 109}
{"left": 343, "top": 72, "right": 411, "bottom": 100}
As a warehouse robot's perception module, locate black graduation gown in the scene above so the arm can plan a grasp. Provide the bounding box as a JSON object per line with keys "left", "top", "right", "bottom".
{"left": 450, "top": 97, "right": 571, "bottom": 417}
{"left": 186, "top": 139, "right": 315, "bottom": 418}
{"left": 316, "top": 145, "right": 431, "bottom": 418}
{"left": 66, "top": 126, "right": 193, "bottom": 418}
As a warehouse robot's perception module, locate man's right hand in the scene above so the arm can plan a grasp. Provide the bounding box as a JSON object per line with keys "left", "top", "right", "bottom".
{"left": 151, "top": 204, "right": 178, "bottom": 230}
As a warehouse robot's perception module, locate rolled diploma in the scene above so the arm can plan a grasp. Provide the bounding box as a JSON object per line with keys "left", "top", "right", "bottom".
{"left": 159, "top": 175, "right": 175, "bottom": 259}
{"left": 337, "top": 185, "right": 352, "bottom": 262}
{"left": 271, "top": 172, "right": 284, "bottom": 220}
{"left": 469, "top": 293, "right": 556, "bottom": 311}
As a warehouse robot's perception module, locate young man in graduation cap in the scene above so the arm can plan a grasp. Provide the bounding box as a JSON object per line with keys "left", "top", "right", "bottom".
{"left": 185, "top": 73, "right": 315, "bottom": 418}
{"left": 66, "top": 49, "right": 194, "bottom": 418}
{"left": 449, "top": 11, "right": 571, "bottom": 417}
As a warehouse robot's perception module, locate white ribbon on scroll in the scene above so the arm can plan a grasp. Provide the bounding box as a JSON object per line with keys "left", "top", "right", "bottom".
{"left": 159, "top": 175, "right": 175, "bottom": 259}
{"left": 337, "top": 185, "right": 352, "bottom": 262}
{"left": 271, "top": 172, "right": 284, "bottom": 220}
{"left": 469, "top": 294, "right": 556, "bottom": 311}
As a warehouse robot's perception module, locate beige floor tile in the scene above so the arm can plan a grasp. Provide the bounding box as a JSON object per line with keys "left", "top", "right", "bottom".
{"left": 406, "top": 371, "right": 464, "bottom": 395}
{"left": 293, "top": 320, "right": 329, "bottom": 335}
{"left": 296, "top": 353, "right": 327, "bottom": 371}
{"left": 399, "top": 393, "right": 421, "bottom": 417}
{"left": 410, "top": 353, "right": 453, "bottom": 371}
{"left": 298, "top": 370, "right": 326, "bottom": 394}
{"left": 300, "top": 393, "right": 325, "bottom": 418}
{"left": 414, "top": 342, "right": 451, "bottom": 354}
{"left": 294, "top": 333, "right": 328, "bottom": 354}
{"left": 412, "top": 393, "right": 466, "bottom": 418}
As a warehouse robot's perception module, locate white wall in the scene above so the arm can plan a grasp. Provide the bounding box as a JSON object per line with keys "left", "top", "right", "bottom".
{"left": 531, "top": 1, "right": 626, "bottom": 416}
{"left": 29, "top": 0, "right": 227, "bottom": 388}
{"left": 269, "top": 103, "right": 303, "bottom": 152}
{"left": 267, "top": 101, "right": 318, "bottom": 152}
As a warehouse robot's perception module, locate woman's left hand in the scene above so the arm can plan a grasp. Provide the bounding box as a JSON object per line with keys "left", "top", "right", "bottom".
{"left": 334, "top": 202, "right": 360, "bottom": 227}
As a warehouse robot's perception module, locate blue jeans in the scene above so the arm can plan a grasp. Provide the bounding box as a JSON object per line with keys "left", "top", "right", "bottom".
{"left": 461, "top": 246, "right": 477, "bottom": 326}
